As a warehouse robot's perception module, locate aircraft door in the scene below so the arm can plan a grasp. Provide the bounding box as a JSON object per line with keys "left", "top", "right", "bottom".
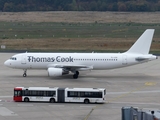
{"left": 21, "top": 55, "right": 26, "bottom": 64}
{"left": 122, "top": 55, "right": 127, "bottom": 65}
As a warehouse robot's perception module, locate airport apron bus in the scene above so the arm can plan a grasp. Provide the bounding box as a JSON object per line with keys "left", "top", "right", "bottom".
{"left": 14, "top": 87, "right": 106, "bottom": 104}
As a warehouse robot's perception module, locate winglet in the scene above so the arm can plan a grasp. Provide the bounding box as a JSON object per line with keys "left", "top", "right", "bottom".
{"left": 126, "top": 29, "right": 155, "bottom": 54}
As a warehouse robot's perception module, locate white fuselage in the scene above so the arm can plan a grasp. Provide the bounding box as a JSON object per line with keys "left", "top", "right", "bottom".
{"left": 4, "top": 52, "right": 157, "bottom": 70}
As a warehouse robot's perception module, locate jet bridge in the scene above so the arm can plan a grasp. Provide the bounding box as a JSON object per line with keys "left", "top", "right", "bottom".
{"left": 122, "top": 106, "right": 160, "bottom": 120}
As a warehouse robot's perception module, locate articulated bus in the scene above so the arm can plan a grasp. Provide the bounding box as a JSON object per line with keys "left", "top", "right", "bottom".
{"left": 14, "top": 87, "right": 106, "bottom": 104}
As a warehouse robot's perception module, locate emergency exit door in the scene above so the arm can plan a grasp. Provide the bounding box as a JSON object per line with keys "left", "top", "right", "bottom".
{"left": 122, "top": 55, "right": 127, "bottom": 65}
{"left": 21, "top": 55, "right": 26, "bottom": 64}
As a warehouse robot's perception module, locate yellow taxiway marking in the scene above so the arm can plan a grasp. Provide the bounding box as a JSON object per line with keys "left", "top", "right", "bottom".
{"left": 145, "top": 82, "right": 156, "bottom": 86}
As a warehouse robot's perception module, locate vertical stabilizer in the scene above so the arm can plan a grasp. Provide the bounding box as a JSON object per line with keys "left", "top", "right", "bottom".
{"left": 126, "top": 29, "right": 155, "bottom": 54}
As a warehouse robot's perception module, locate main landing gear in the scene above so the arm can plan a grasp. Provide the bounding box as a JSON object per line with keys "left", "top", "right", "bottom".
{"left": 73, "top": 71, "right": 79, "bottom": 79}
{"left": 23, "top": 69, "right": 27, "bottom": 77}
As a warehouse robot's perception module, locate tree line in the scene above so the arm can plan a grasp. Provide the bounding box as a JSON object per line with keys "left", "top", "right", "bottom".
{"left": 0, "top": 0, "right": 160, "bottom": 12}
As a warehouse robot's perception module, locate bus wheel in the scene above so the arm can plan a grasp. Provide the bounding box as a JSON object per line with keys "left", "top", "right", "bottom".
{"left": 84, "top": 99, "right": 90, "bottom": 104}
{"left": 50, "top": 98, "right": 55, "bottom": 103}
{"left": 24, "top": 98, "right": 29, "bottom": 102}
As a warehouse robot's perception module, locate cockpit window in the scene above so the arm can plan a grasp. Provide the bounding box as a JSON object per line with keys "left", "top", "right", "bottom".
{"left": 10, "top": 57, "right": 17, "bottom": 60}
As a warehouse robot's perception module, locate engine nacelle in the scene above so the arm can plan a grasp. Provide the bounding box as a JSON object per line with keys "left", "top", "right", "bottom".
{"left": 48, "top": 68, "right": 69, "bottom": 77}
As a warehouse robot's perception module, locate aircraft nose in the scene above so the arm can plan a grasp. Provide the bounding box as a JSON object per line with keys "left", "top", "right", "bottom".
{"left": 4, "top": 60, "right": 11, "bottom": 67}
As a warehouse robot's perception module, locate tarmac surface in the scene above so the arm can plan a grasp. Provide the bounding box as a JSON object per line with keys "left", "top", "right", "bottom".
{"left": 0, "top": 53, "right": 160, "bottom": 120}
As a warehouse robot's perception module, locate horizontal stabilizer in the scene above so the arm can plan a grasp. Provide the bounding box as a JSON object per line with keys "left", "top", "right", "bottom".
{"left": 135, "top": 54, "right": 158, "bottom": 62}
{"left": 135, "top": 57, "right": 149, "bottom": 61}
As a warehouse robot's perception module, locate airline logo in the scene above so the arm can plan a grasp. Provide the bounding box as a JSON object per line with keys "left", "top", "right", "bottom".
{"left": 27, "top": 56, "right": 73, "bottom": 62}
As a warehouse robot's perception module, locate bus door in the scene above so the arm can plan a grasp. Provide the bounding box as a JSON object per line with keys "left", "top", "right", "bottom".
{"left": 57, "top": 88, "right": 65, "bottom": 103}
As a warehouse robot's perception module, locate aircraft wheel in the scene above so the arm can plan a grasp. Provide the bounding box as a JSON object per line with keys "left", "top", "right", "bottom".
{"left": 73, "top": 74, "right": 78, "bottom": 79}
{"left": 23, "top": 69, "right": 27, "bottom": 77}
{"left": 23, "top": 73, "right": 27, "bottom": 77}
{"left": 76, "top": 71, "right": 79, "bottom": 76}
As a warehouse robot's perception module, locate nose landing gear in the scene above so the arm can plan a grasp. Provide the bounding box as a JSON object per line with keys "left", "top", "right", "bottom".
{"left": 23, "top": 69, "right": 27, "bottom": 77}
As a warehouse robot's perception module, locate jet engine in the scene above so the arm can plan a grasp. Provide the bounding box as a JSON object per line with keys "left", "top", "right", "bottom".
{"left": 48, "top": 68, "right": 69, "bottom": 77}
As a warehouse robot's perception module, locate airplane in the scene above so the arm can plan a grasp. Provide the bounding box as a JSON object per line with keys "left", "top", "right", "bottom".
{"left": 4, "top": 29, "right": 158, "bottom": 79}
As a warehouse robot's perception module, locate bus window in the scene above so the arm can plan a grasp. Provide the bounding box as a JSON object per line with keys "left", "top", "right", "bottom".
{"left": 84, "top": 92, "right": 91, "bottom": 97}
{"left": 92, "top": 92, "right": 102, "bottom": 98}
{"left": 23, "top": 90, "right": 29, "bottom": 96}
{"left": 18, "top": 91, "right": 21, "bottom": 96}
{"left": 80, "top": 92, "right": 85, "bottom": 97}
{"left": 14, "top": 91, "right": 18, "bottom": 96}
{"left": 44, "top": 91, "right": 47, "bottom": 96}
{"left": 78, "top": 92, "right": 81, "bottom": 97}
{"left": 31, "top": 91, "right": 37, "bottom": 96}
{"left": 104, "top": 89, "right": 106, "bottom": 95}
{"left": 47, "top": 91, "right": 56, "bottom": 97}
{"left": 14, "top": 91, "right": 22, "bottom": 96}
{"left": 36, "top": 91, "right": 44, "bottom": 96}
{"left": 68, "top": 91, "right": 78, "bottom": 97}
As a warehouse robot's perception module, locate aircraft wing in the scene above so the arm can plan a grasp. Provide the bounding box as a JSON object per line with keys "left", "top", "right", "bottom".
{"left": 48, "top": 64, "right": 93, "bottom": 70}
